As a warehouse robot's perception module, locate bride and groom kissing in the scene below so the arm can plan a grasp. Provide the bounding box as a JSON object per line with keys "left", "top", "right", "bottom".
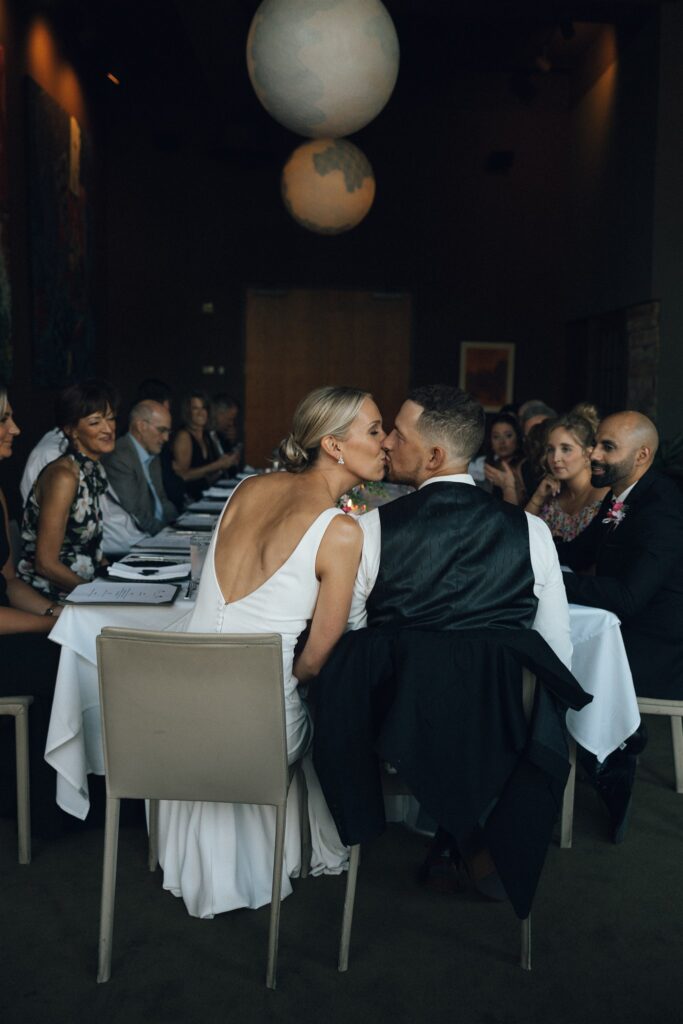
{"left": 155, "top": 383, "right": 588, "bottom": 920}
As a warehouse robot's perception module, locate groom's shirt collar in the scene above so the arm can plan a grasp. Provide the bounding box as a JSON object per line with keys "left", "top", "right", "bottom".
{"left": 418, "top": 473, "right": 475, "bottom": 490}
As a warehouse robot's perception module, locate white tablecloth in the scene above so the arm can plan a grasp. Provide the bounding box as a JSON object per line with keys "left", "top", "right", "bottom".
{"left": 45, "top": 599, "right": 195, "bottom": 818}
{"left": 45, "top": 600, "right": 639, "bottom": 819}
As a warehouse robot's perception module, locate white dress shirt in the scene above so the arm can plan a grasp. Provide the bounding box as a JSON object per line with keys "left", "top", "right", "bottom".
{"left": 348, "top": 473, "right": 573, "bottom": 669}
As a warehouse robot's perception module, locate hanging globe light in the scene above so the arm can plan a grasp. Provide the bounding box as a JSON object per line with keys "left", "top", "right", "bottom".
{"left": 247, "top": 0, "right": 399, "bottom": 138}
{"left": 281, "top": 138, "right": 375, "bottom": 234}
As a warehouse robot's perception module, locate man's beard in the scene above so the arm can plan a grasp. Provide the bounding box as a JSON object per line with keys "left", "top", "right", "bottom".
{"left": 590, "top": 457, "right": 633, "bottom": 489}
{"left": 385, "top": 456, "right": 417, "bottom": 487}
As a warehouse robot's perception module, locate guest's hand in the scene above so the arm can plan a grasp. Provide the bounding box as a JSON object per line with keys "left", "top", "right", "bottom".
{"left": 526, "top": 475, "right": 560, "bottom": 515}
{"left": 217, "top": 451, "right": 240, "bottom": 471}
{"left": 484, "top": 460, "right": 516, "bottom": 491}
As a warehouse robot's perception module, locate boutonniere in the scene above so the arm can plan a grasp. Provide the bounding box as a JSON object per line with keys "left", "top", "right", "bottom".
{"left": 602, "top": 499, "right": 628, "bottom": 528}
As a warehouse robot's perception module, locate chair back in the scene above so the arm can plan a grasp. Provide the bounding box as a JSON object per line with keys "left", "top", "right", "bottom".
{"left": 96, "top": 628, "right": 288, "bottom": 806}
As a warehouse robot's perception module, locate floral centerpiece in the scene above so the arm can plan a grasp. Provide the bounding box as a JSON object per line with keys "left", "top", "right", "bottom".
{"left": 337, "top": 481, "right": 388, "bottom": 515}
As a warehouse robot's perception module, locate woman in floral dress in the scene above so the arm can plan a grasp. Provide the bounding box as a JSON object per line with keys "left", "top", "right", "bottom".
{"left": 19, "top": 380, "right": 118, "bottom": 601}
{"left": 525, "top": 409, "right": 609, "bottom": 541}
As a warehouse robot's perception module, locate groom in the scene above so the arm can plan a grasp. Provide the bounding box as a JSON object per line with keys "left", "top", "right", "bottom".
{"left": 313, "top": 385, "right": 590, "bottom": 918}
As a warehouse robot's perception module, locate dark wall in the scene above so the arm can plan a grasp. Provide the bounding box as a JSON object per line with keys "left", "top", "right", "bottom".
{"left": 103, "top": 65, "right": 573, "bottom": 420}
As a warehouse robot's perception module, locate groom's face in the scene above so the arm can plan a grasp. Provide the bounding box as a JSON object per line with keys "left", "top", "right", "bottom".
{"left": 383, "top": 401, "right": 429, "bottom": 486}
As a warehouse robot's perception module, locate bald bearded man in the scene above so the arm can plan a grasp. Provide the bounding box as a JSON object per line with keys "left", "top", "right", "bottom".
{"left": 556, "top": 411, "right": 683, "bottom": 839}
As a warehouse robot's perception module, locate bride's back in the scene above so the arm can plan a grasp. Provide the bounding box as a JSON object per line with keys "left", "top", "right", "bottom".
{"left": 213, "top": 474, "right": 337, "bottom": 605}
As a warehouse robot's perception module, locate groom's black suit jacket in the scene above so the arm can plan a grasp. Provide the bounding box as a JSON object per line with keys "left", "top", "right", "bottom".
{"left": 313, "top": 483, "right": 590, "bottom": 919}
{"left": 557, "top": 467, "right": 683, "bottom": 699}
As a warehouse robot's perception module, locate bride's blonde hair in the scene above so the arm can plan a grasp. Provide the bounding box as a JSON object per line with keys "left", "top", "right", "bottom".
{"left": 278, "top": 386, "right": 370, "bottom": 473}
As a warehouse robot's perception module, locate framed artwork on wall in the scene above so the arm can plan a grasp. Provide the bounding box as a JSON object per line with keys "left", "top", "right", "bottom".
{"left": 459, "top": 341, "right": 515, "bottom": 411}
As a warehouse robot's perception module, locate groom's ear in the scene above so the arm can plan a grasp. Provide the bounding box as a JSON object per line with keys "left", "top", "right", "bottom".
{"left": 426, "top": 445, "right": 447, "bottom": 471}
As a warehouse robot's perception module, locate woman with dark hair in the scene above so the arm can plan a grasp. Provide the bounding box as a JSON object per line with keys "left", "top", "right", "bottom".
{"left": 18, "top": 378, "right": 118, "bottom": 600}
{"left": 483, "top": 412, "right": 526, "bottom": 504}
{"left": 171, "top": 391, "right": 238, "bottom": 500}
{"left": 526, "top": 409, "right": 608, "bottom": 541}
{"left": 0, "top": 384, "right": 66, "bottom": 837}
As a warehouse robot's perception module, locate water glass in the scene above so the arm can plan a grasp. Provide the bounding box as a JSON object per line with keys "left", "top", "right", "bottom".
{"left": 190, "top": 533, "right": 210, "bottom": 583}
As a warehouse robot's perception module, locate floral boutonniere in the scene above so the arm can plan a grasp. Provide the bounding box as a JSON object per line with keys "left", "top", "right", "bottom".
{"left": 602, "top": 499, "right": 628, "bottom": 528}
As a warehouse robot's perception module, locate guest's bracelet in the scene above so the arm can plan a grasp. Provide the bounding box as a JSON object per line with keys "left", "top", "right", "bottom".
{"left": 43, "top": 604, "right": 57, "bottom": 617}
{"left": 529, "top": 499, "right": 543, "bottom": 509}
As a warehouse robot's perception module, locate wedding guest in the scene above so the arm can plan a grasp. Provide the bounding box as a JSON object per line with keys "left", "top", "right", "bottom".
{"left": 526, "top": 411, "right": 608, "bottom": 541}
{"left": 18, "top": 379, "right": 117, "bottom": 600}
{"left": 557, "top": 411, "right": 683, "bottom": 840}
{"left": 0, "top": 384, "right": 66, "bottom": 837}
{"left": 20, "top": 416, "right": 149, "bottom": 558}
{"left": 483, "top": 412, "right": 526, "bottom": 504}
{"left": 211, "top": 394, "right": 243, "bottom": 476}
{"left": 102, "top": 400, "right": 176, "bottom": 535}
{"left": 519, "top": 419, "right": 549, "bottom": 498}
{"left": 172, "top": 391, "right": 238, "bottom": 500}
{"left": 518, "top": 399, "right": 556, "bottom": 436}
{"left": 133, "top": 378, "right": 185, "bottom": 512}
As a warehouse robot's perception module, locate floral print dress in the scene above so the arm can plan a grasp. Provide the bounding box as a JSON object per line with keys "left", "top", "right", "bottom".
{"left": 540, "top": 497, "right": 603, "bottom": 542}
{"left": 18, "top": 450, "right": 108, "bottom": 600}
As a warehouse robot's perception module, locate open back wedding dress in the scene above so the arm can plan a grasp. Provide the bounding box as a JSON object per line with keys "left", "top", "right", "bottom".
{"left": 156, "top": 490, "right": 349, "bottom": 918}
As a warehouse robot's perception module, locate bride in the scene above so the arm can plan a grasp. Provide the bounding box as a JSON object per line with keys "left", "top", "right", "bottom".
{"left": 157, "top": 386, "right": 386, "bottom": 917}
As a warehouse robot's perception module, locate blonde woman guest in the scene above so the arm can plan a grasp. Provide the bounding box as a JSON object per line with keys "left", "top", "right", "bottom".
{"left": 18, "top": 379, "right": 118, "bottom": 600}
{"left": 526, "top": 411, "right": 609, "bottom": 541}
{"left": 157, "top": 386, "right": 387, "bottom": 918}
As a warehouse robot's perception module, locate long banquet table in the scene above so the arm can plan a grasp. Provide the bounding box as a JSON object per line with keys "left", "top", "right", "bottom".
{"left": 45, "top": 595, "right": 641, "bottom": 820}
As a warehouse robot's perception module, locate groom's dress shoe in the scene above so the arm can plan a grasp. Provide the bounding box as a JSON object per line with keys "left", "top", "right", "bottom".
{"left": 594, "top": 751, "right": 637, "bottom": 844}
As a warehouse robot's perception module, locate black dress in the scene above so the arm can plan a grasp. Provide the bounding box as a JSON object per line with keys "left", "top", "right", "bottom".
{"left": 0, "top": 509, "right": 64, "bottom": 837}
{"left": 185, "top": 432, "right": 221, "bottom": 499}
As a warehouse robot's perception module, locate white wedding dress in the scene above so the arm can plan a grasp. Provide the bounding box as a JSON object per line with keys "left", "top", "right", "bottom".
{"left": 156, "top": 493, "right": 349, "bottom": 918}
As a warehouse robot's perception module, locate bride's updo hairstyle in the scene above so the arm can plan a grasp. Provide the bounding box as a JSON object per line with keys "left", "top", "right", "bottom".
{"left": 278, "top": 386, "right": 370, "bottom": 473}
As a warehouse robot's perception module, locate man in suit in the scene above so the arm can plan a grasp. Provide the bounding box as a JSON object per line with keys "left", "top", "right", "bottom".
{"left": 314, "top": 386, "right": 589, "bottom": 916}
{"left": 554, "top": 411, "right": 683, "bottom": 839}
{"left": 102, "top": 400, "right": 177, "bottom": 536}
{"left": 557, "top": 410, "right": 683, "bottom": 701}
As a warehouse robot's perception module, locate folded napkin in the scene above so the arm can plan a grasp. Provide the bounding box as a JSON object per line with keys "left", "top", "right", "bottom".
{"left": 108, "top": 562, "right": 191, "bottom": 581}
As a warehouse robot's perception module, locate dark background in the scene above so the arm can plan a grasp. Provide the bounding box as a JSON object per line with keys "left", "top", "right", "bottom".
{"left": 1, "top": 0, "right": 682, "bottom": 502}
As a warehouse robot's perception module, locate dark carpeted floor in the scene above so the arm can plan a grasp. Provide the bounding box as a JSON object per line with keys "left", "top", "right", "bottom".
{"left": 1, "top": 716, "right": 682, "bottom": 1024}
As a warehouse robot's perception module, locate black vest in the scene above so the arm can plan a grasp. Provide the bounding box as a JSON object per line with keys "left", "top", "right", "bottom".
{"left": 366, "top": 482, "right": 537, "bottom": 632}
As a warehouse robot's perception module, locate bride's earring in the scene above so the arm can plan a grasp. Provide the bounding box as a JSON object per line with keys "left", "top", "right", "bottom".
{"left": 337, "top": 454, "right": 345, "bottom": 465}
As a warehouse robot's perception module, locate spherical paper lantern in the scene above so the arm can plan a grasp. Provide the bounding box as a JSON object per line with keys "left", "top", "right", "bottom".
{"left": 281, "top": 138, "right": 375, "bottom": 234}
{"left": 247, "top": 0, "right": 399, "bottom": 138}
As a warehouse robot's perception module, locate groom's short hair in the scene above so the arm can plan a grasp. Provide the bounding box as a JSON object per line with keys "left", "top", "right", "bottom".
{"left": 409, "top": 385, "right": 485, "bottom": 463}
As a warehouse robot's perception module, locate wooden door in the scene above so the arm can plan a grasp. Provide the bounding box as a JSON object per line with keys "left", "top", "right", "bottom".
{"left": 244, "top": 288, "right": 412, "bottom": 467}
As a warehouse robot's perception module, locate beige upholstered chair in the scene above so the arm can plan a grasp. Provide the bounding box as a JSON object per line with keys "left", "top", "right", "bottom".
{"left": 96, "top": 627, "right": 295, "bottom": 989}
{"left": 338, "top": 670, "right": 578, "bottom": 974}
{"left": 0, "top": 695, "right": 33, "bottom": 865}
{"left": 637, "top": 697, "right": 683, "bottom": 793}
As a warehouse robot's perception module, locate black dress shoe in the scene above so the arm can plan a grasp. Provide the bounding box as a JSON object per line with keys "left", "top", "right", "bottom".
{"left": 620, "top": 722, "right": 648, "bottom": 756}
{"left": 594, "top": 751, "right": 637, "bottom": 844}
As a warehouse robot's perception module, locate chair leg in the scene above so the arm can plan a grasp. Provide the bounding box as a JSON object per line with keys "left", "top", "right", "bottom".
{"left": 560, "top": 736, "right": 576, "bottom": 849}
{"left": 97, "top": 796, "right": 121, "bottom": 984}
{"left": 266, "top": 802, "right": 287, "bottom": 990}
{"left": 338, "top": 844, "right": 360, "bottom": 972}
{"left": 147, "top": 799, "right": 159, "bottom": 871}
{"left": 299, "top": 767, "right": 311, "bottom": 880}
{"left": 15, "top": 705, "right": 31, "bottom": 865}
{"left": 520, "top": 915, "right": 531, "bottom": 971}
{"left": 671, "top": 716, "right": 683, "bottom": 794}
